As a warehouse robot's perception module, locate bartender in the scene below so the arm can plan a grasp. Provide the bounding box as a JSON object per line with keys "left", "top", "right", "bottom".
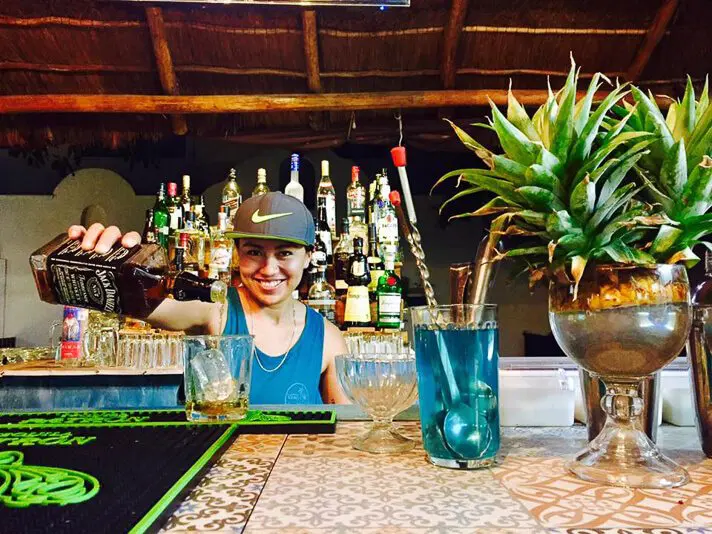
{"left": 68, "top": 192, "right": 349, "bottom": 405}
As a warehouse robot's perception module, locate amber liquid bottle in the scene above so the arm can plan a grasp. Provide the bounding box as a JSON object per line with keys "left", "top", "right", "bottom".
{"left": 343, "top": 237, "right": 371, "bottom": 329}
{"left": 688, "top": 251, "right": 712, "bottom": 457}
{"left": 31, "top": 234, "right": 227, "bottom": 318}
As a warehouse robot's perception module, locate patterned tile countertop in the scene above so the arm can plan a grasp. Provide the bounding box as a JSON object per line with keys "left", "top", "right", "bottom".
{"left": 162, "top": 423, "right": 712, "bottom": 533}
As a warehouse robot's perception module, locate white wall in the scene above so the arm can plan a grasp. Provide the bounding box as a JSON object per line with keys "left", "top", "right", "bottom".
{"left": 0, "top": 169, "right": 152, "bottom": 346}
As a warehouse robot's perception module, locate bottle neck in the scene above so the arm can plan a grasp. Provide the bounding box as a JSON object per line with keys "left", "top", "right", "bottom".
{"left": 311, "top": 268, "right": 326, "bottom": 284}
{"left": 171, "top": 272, "right": 227, "bottom": 303}
{"left": 706, "top": 251, "right": 712, "bottom": 276}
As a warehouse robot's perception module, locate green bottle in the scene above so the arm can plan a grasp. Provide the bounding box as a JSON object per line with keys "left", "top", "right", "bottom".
{"left": 376, "top": 250, "right": 402, "bottom": 329}
{"left": 153, "top": 183, "right": 170, "bottom": 249}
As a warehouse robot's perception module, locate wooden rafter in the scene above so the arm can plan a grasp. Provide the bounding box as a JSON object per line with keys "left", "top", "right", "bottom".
{"left": 626, "top": 0, "right": 680, "bottom": 82}
{"left": 302, "top": 10, "right": 321, "bottom": 93}
{"left": 0, "top": 89, "right": 671, "bottom": 115}
{"left": 145, "top": 7, "right": 188, "bottom": 135}
{"left": 441, "top": 0, "right": 470, "bottom": 89}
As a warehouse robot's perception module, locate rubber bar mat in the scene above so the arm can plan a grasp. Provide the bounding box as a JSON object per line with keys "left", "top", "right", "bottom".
{"left": 0, "top": 409, "right": 337, "bottom": 434}
{"left": 0, "top": 424, "right": 235, "bottom": 534}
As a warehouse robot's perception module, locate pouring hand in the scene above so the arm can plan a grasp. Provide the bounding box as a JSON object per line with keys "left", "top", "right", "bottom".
{"left": 68, "top": 223, "right": 141, "bottom": 254}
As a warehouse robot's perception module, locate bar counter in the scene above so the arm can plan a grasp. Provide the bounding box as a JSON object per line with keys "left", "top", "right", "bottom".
{"left": 163, "top": 422, "right": 712, "bottom": 533}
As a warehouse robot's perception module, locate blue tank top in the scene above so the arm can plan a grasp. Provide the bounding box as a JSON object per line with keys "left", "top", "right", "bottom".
{"left": 223, "top": 287, "right": 324, "bottom": 405}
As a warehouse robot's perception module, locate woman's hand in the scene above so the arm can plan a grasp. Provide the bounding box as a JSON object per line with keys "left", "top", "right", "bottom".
{"left": 67, "top": 223, "right": 142, "bottom": 254}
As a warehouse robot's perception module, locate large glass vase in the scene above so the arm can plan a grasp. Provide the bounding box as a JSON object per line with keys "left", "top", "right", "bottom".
{"left": 549, "top": 264, "right": 691, "bottom": 488}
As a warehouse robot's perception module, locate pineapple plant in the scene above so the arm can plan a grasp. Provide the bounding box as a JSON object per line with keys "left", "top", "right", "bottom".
{"left": 434, "top": 58, "right": 674, "bottom": 305}
{"left": 609, "top": 77, "right": 712, "bottom": 265}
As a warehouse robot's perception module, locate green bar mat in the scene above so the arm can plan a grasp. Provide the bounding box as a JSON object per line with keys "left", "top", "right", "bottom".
{"left": 0, "top": 409, "right": 337, "bottom": 434}
{"left": 0, "top": 424, "right": 236, "bottom": 534}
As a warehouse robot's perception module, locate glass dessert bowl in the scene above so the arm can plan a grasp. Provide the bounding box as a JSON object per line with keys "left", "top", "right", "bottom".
{"left": 336, "top": 351, "right": 418, "bottom": 454}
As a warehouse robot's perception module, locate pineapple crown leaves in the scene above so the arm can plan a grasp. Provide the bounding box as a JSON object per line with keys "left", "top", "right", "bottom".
{"left": 622, "top": 76, "right": 712, "bottom": 265}
{"left": 435, "top": 57, "right": 673, "bottom": 293}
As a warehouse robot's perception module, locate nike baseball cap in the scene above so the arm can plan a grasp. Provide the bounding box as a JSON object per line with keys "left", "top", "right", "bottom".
{"left": 226, "top": 192, "right": 315, "bottom": 247}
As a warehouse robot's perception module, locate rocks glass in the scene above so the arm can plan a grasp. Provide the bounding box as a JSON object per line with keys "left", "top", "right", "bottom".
{"left": 183, "top": 335, "right": 254, "bottom": 422}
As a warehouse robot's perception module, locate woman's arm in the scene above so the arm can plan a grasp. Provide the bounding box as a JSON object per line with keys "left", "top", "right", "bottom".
{"left": 319, "top": 320, "right": 351, "bottom": 404}
{"left": 68, "top": 223, "right": 226, "bottom": 334}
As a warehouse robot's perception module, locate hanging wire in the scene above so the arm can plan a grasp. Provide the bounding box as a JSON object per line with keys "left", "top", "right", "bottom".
{"left": 346, "top": 111, "right": 356, "bottom": 141}
{"left": 394, "top": 111, "right": 403, "bottom": 146}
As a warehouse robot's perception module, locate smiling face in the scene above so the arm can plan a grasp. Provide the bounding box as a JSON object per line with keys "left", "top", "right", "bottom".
{"left": 237, "top": 239, "right": 311, "bottom": 306}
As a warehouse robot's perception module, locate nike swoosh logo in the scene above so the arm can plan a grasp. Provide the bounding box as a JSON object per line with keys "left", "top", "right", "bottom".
{"left": 251, "top": 209, "right": 293, "bottom": 224}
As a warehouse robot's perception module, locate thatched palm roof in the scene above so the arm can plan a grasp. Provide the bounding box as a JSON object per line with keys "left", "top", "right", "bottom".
{"left": 0, "top": 0, "right": 709, "bottom": 149}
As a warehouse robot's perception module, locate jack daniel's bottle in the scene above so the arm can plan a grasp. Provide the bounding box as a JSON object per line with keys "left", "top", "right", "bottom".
{"left": 30, "top": 234, "right": 227, "bottom": 318}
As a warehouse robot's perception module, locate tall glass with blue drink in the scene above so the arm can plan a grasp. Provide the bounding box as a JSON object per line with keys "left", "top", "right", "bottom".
{"left": 411, "top": 304, "right": 499, "bottom": 469}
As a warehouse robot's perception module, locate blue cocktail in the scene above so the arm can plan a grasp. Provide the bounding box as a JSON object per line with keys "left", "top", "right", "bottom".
{"left": 411, "top": 304, "right": 499, "bottom": 469}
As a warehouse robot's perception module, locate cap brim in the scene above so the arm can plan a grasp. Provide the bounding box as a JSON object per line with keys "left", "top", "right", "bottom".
{"left": 225, "top": 231, "right": 310, "bottom": 247}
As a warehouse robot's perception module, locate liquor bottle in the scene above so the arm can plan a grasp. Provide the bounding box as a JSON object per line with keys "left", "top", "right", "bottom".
{"left": 343, "top": 237, "right": 371, "bottom": 328}
{"left": 252, "top": 168, "right": 270, "bottom": 197}
{"left": 376, "top": 249, "right": 403, "bottom": 329}
{"left": 689, "top": 251, "right": 712, "bottom": 456}
{"left": 316, "top": 197, "right": 333, "bottom": 263}
{"left": 166, "top": 182, "right": 183, "bottom": 234}
{"left": 367, "top": 224, "right": 384, "bottom": 321}
{"left": 183, "top": 211, "right": 195, "bottom": 231}
{"left": 192, "top": 197, "right": 210, "bottom": 235}
{"left": 173, "top": 231, "right": 187, "bottom": 271}
{"left": 30, "top": 234, "right": 227, "bottom": 318}
{"left": 178, "top": 231, "right": 203, "bottom": 276}
{"left": 317, "top": 160, "right": 337, "bottom": 240}
{"left": 285, "top": 153, "right": 304, "bottom": 202}
{"left": 153, "top": 183, "right": 170, "bottom": 249}
{"left": 142, "top": 209, "right": 157, "bottom": 245}
{"left": 181, "top": 174, "right": 192, "bottom": 216}
{"left": 349, "top": 215, "right": 369, "bottom": 255}
{"left": 346, "top": 166, "right": 366, "bottom": 226}
{"left": 221, "top": 168, "right": 242, "bottom": 230}
{"left": 209, "top": 211, "right": 234, "bottom": 286}
{"left": 376, "top": 177, "right": 399, "bottom": 260}
{"left": 367, "top": 178, "right": 378, "bottom": 227}
{"left": 308, "top": 265, "right": 336, "bottom": 324}
{"left": 333, "top": 218, "right": 352, "bottom": 295}
{"left": 312, "top": 226, "right": 328, "bottom": 271}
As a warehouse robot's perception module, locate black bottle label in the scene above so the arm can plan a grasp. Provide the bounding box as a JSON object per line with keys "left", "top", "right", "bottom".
{"left": 46, "top": 238, "right": 140, "bottom": 314}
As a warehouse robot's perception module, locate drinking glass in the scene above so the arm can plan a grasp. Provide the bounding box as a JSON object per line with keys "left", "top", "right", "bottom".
{"left": 152, "top": 332, "right": 169, "bottom": 369}
{"left": 183, "top": 335, "right": 254, "bottom": 422}
{"left": 410, "top": 304, "right": 500, "bottom": 469}
{"left": 344, "top": 331, "right": 407, "bottom": 353}
{"left": 83, "top": 327, "right": 119, "bottom": 367}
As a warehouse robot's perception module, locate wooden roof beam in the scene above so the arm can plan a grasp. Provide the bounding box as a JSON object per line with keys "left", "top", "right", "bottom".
{"left": 0, "top": 90, "right": 671, "bottom": 114}
{"left": 302, "top": 10, "right": 321, "bottom": 93}
{"left": 145, "top": 7, "right": 188, "bottom": 135}
{"left": 626, "top": 0, "right": 679, "bottom": 82}
{"left": 441, "top": 0, "right": 470, "bottom": 89}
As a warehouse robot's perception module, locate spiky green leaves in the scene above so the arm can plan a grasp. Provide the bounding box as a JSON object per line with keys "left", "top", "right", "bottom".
{"left": 436, "top": 58, "right": 708, "bottom": 288}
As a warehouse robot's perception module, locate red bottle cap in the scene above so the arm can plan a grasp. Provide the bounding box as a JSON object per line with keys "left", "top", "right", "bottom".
{"left": 351, "top": 166, "right": 360, "bottom": 182}
{"left": 167, "top": 182, "right": 178, "bottom": 196}
{"left": 389, "top": 190, "right": 402, "bottom": 206}
{"left": 391, "top": 146, "right": 406, "bottom": 167}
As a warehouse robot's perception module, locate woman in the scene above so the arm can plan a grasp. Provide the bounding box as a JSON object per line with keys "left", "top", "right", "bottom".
{"left": 69, "top": 192, "right": 349, "bottom": 404}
